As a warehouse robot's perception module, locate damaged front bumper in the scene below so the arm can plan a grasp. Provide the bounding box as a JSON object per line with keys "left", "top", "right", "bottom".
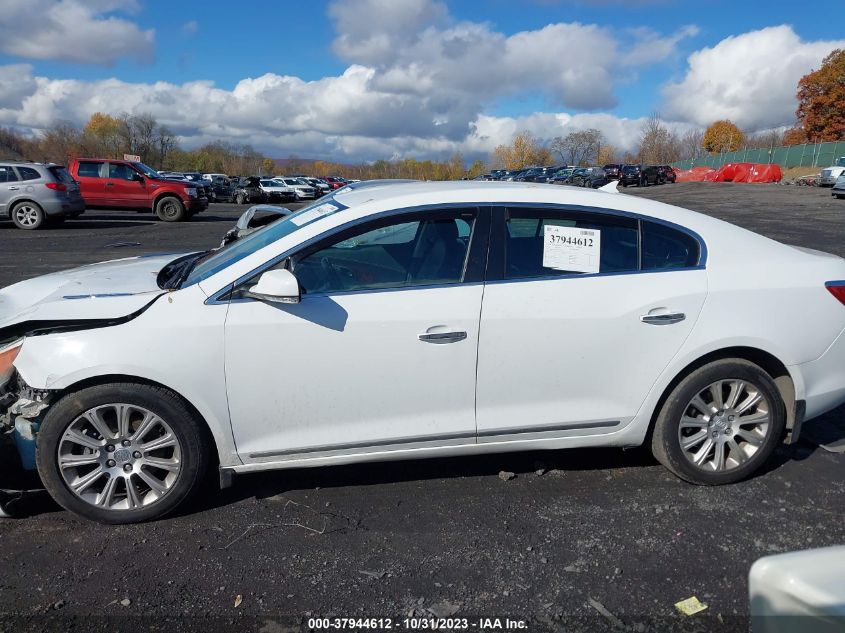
{"left": 1, "top": 371, "right": 56, "bottom": 515}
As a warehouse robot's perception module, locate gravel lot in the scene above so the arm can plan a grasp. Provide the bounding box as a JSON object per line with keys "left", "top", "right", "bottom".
{"left": 1, "top": 183, "right": 844, "bottom": 632}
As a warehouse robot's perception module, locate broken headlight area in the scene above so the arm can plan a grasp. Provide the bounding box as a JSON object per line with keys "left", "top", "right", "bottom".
{"left": 1, "top": 369, "right": 57, "bottom": 472}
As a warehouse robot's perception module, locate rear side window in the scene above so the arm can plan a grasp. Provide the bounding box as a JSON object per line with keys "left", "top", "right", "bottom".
{"left": 17, "top": 166, "right": 41, "bottom": 181}
{"left": 641, "top": 221, "right": 700, "bottom": 269}
{"left": 504, "top": 208, "right": 638, "bottom": 279}
{"left": 0, "top": 166, "right": 18, "bottom": 183}
{"left": 77, "top": 162, "right": 102, "bottom": 178}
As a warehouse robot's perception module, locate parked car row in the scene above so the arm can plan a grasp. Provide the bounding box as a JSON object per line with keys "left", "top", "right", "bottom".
{"left": 477, "top": 163, "right": 677, "bottom": 189}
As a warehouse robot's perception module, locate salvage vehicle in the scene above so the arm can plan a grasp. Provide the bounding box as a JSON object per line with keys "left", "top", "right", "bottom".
{"left": 819, "top": 165, "right": 845, "bottom": 187}
{"left": 274, "top": 177, "right": 318, "bottom": 201}
{"left": 1, "top": 161, "right": 85, "bottom": 230}
{"left": 232, "top": 176, "right": 268, "bottom": 205}
{"left": 832, "top": 174, "right": 845, "bottom": 199}
{"left": 3, "top": 181, "right": 845, "bottom": 524}
{"left": 220, "top": 205, "right": 293, "bottom": 246}
{"left": 68, "top": 159, "right": 207, "bottom": 222}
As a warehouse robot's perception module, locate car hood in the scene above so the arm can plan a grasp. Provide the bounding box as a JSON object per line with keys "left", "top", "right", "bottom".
{"left": 0, "top": 254, "right": 186, "bottom": 337}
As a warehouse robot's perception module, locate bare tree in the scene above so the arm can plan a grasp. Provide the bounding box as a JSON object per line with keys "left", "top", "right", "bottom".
{"left": 639, "top": 113, "right": 682, "bottom": 164}
{"left": 550, "top": 129, "right": 604, "bottom": 166}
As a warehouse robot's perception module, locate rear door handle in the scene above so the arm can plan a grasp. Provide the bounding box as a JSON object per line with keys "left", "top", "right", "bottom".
{"left": 7, "top": 186, "right": 19, "bottom": 190}
{"left": 641, "top": 312, "right": 686, "bottom": 325}
{"left": 105, "top": 182, "right": 114, "bottom": 187}
{"left": 419, "top": 331, "right": 467, "bottom": 344}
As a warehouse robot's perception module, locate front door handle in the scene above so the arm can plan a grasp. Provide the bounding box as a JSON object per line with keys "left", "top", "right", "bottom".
{"left": 641, "top": 312, "right": 686, "bottom": 325}
{"left": 419, "top": 331, "right": 467, "bottom": 344}
{"left": 7, "top": 186, "right": 19, "bottom": 190}
{"left": 105, "top": 182, "right": 114, "bottom": 187}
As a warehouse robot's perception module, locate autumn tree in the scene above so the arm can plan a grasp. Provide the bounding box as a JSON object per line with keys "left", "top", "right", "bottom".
{"left": 492, "top": 132, "right": 550, "bottom": 170}
{"left": 782, "top": 126, "right": 807, "bottom": 146}
{"left": 795, "top": 49, "right": 845, "bottom": 142}
{"left": 702, "top": 120, "right": 745, "bottom": 153}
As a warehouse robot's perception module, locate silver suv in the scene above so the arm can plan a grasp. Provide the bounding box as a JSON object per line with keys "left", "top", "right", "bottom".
{"left": 0, "top": 161, "right": 86, "bottom": 229}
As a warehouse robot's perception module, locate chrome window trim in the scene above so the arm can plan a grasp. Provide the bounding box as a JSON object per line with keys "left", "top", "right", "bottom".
{"left": 205, "top": 201, "right": 708, "bottom": 305}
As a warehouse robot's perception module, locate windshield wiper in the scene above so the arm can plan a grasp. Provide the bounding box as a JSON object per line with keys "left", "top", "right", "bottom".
{"left": 157, "top": 251, "right": 211, "bottom": 289}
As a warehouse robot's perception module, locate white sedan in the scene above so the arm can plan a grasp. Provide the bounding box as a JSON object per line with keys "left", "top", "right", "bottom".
{"left": 2, "top": 181, "right": 845, "bottom": 524}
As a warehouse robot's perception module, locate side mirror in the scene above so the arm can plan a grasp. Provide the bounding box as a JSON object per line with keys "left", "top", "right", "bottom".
{"left": 247, "top": 269, "right": 301, "bottom": 304}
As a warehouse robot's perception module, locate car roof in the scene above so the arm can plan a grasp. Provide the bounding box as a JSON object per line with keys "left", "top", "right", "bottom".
{"left": 329, "top": 180, "right": 741, "bottom": 238}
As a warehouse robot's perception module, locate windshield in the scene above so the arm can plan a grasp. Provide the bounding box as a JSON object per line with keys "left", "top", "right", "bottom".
{"left": 259, "top": 180, "right": 275, "bottom": 186}
{"left": 131, "top": 161, "right": 161, "bottom": 179}
{"left": 182, "top": 197, "right": 347, "bottom": 287}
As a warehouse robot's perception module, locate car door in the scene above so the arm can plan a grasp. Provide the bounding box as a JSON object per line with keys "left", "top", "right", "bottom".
{"left": 105, "top": 162, "right": 146, "bottom": 207}
{"left": 475, "top": 206, "right": 707, "bottom": 441}
{"left": 0, "top": 164, "right": 20, "bottom": 215}
{"left": 224, "top": 207, "right": 488, "bottom": 461}
{"left": 74, "top": 160, "right": 106, "bottom": 205}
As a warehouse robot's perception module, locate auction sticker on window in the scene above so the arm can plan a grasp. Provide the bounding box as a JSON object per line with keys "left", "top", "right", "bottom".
{"left": 542, "top": 224, "right": 601, "bottom": 273}
{"left": 290, "top": 202, "right": 340, "bottom": 226}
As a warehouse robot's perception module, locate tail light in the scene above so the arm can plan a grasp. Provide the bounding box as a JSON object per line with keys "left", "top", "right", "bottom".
{"left": 45, "top": 182, "right": 67, "bottom": 192}
{"left": 825, "top": 281, "right": 845, "bottom": 306}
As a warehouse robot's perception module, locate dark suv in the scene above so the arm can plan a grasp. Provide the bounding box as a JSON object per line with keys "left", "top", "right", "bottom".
{"left": 620, "top": 164, "right": 660, "bottom": 187}
{"left": 656, "top": 165, "right": 676, "bottom": 184}
{"left": 602, "top": 164, "right": 622, "bottom": 179}
{"left": 0, "top": 161, "right": 85, "bottom": 229}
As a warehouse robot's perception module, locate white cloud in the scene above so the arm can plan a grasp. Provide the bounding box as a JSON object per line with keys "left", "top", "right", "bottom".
{"left": 662, "top": 25, "right": 845, "bottom": 131}
{"left": 0, "top": 0, "right": 709, "bottom": 162}
{"left": 0, "top": 0, "right": 154, "bottom": 65}
{"left": 181, "top": 20, "right": 198, "bottom": 36}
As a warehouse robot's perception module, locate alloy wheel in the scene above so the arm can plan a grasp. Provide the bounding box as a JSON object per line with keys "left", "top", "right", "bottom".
{"left": 677, "top": 379, "right": 771, "bottom": 472}
{"left": 57, "top": 403, "right": 182, "bottom": 511}
{"left": 14, "top": 205, "right": 41, "bottom": 227}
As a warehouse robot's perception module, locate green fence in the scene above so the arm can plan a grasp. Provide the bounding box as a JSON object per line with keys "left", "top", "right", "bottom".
{"left": 673, "top": 140, "right": 845, "bottom": 170}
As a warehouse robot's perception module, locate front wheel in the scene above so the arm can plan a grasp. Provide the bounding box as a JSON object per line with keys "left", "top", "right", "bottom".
{"left": 36, "top": 383, "right": 209, "bottom": 524}
{"left": 650, "top": 359, "right": 785, "bottom": 485}
{"left": 155, "top": 196, "right": 186, "bottom": 222}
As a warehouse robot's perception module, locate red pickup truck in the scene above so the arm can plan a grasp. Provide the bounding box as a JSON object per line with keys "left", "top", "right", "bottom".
{"left": 68, "top": 158, "right": 208, "bottom": 222}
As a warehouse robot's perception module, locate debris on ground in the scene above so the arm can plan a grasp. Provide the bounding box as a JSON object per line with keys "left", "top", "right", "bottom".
{"left": 498, "top": 471, "right": 516, "bottom": 481}
{"left": 675, "top": 596, "right": 708, "bottom": 616}
{"left": 428, "top": 601, "right": 461, "bottom": 617}
{"left": 587, "top": 597, "right": 624, "bottom": 628}
{"left": 234, "top": 595, "right": 243, "bottom": 608}
{"left": 359, "top": 570, "right": 387, "bottom": 579}
{"left": 119, "top": 598, "right": 131, "bottom": 607}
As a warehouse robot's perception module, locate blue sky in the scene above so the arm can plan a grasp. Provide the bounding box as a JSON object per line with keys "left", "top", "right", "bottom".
{"left": 0, "top": 0, "right": 842, "bottom": 161}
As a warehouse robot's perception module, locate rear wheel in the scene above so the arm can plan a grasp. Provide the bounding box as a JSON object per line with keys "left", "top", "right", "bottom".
{"left": 36, "top": 383, "right": 209, "bottom": 524}
{"left": 651, "top": 359, "right": 785, "bottom": 485}
{"left": 11, "top": 201, "right": 45, "bottom": 230}
{"left": 155, "top": 196, "right": 186, "bottom": 222}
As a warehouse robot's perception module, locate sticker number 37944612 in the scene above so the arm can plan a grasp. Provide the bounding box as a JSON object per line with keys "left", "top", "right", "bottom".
{"left": 542, "top": 225, "right": 601, "bottom": 273}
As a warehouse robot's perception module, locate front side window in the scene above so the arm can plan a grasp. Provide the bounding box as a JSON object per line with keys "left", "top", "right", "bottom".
{"left": 291, "top": 211, "right": 475, "bottom": 294}
{"left": 77, "top": 162, "right": 103, "bottom": 178}
{"left": 109, "top": 163, "right": 136, "bottom": 180}
{"left": 503, "top": 208, "right": 638, "bottom": 279}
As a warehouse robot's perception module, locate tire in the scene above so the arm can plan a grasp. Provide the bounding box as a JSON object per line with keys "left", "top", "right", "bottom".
{"left": 155, "top": 196, "right": 186, "bottom": 222}
{"left": 11, "top": 201, "right": 45, "bottom": 230}
{"left": 650, "top": 359, "right": 786, "bottom": 485}
{"left": 36, "top": 383, "right": 209, "bottom": 524}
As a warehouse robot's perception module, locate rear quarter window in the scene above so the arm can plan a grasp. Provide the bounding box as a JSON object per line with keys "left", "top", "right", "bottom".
{"left": 48, "top": 166, "right": 74, "bottom": 184}
{"left": 641, "top": 221, "right": 701, "bottom": 269}
{"left": 17, "top": 166, "right": 41, "bottom": 181}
